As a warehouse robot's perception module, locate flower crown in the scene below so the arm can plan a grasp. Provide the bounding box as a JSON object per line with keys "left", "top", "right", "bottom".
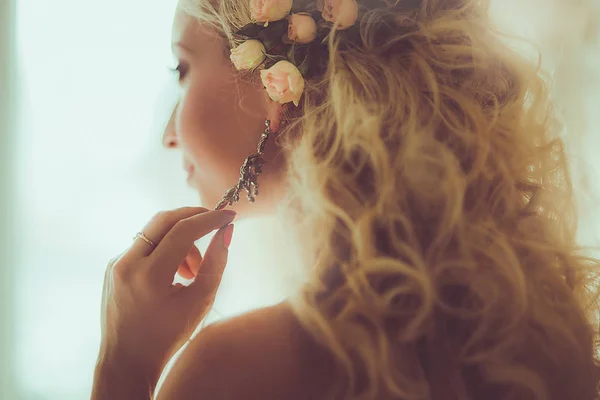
{"left": 229, "top": 0, "right": 361, "bottom": 107}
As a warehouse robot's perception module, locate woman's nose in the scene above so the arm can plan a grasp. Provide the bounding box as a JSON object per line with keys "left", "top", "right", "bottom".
{"left": 162, "top": 107, "right": 178, "bottom": 149}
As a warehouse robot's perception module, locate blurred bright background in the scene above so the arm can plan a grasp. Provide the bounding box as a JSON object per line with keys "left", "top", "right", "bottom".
{"left": 0, "top": 0, "right": 599, "bottom": 398}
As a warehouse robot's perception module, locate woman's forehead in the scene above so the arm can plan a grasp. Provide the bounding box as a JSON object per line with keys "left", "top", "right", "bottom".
{"left": 171, "top": 8, "right": 196, "bottom": 44}
{"left": 171, "top": 7, "right": 221, "bottom": 48}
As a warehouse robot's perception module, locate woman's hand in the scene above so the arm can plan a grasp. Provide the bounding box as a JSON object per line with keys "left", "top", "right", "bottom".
{"left": 94, "top": 207, "right": 236, "bottom": 395}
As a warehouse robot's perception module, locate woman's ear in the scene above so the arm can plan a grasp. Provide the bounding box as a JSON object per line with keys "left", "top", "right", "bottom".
{"left": 264, "top": 93, "right": 285, "bottom": 132}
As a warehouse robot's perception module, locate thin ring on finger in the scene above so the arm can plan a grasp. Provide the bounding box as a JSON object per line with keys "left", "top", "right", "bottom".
{"left": 128, "top": 207, "right": 209, "bottom": 259}
{"left": 134, "top": 231, "right": 157, "bottom": 250}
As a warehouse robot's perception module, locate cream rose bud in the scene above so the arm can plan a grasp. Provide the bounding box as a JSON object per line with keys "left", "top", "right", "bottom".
{"left": 260, "top": 61, "right": 305, "bottom": 107}
{"left": 320, "top": 0, "right": 359, "bottom": 30}
{"left": 230, "top": 40, "right": 266, "bottom": 70}
{"left": 250, "top": 0, "right": 293, "bottom": 26}
{"left": 288, "top": 14, "right": 318, "bottom": 44}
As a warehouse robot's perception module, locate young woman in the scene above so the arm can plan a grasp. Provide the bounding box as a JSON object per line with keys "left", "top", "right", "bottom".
{"left": 92, "top": 0, "right": 600, "bottom": 398}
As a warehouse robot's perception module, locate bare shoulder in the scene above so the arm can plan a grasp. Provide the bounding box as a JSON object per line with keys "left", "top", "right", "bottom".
{"left": 157, "top": 302, "right": 335, "bottom": 400}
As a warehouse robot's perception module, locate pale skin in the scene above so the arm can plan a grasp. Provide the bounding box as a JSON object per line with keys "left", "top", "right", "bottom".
{"left": 164, "top": 9, "right": 287, "bottom": 219}
{"left": 91, "top": 5, "right": 333, "bottom": 400}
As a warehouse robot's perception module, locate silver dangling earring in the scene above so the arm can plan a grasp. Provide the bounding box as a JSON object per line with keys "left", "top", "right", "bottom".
{"left": 214, "top": 119, "right": 273, "bottom": 210}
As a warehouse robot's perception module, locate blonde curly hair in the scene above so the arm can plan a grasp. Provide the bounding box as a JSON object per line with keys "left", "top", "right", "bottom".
{"left": 181, "top": 0, "right": 600, "bottom": 398}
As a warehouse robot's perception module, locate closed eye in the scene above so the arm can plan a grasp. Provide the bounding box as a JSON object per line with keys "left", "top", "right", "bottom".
{"left": 170, "top": 62, "right": 189, "bottom": 82}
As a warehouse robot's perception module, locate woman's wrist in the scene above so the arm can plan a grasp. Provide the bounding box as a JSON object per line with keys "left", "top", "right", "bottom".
{"left": 91, "top": 350, "right": 162, "bottom": 400}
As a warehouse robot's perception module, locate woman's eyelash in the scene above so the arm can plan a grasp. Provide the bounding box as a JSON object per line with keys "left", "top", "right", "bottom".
{"left": 169, "top": 63, "right": 188, "bottom": 81}
{"left": 169, "top": 64, "right": 182, "bottom": 77}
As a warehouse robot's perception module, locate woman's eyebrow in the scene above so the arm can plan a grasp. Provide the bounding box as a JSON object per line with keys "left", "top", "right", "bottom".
{"left": 172, "top": 42, "right": 195, "bottom": 54}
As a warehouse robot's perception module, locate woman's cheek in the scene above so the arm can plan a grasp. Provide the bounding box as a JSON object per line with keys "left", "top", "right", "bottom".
{"left": 176, "top": 91, "right": 206, "bottom": 145}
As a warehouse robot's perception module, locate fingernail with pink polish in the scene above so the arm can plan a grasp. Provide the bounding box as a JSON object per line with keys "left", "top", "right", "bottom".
{"left": 223, "top": 224, "right": 234, "bottom": 249}
{"left": 221, "top": 209, "right": 237, "bottom": 218}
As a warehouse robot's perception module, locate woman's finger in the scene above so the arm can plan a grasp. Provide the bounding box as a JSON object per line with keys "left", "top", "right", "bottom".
{"left": 198, "top": 224, "right": 233, "bottom": 276}
{"left": 177, "top": 259, "right": 195, "bottom": 280}
{"left": 186, "top": 224, "right": 233, "bottom": 300}
{"left": 128, "top": 207, "right": 208, "bottom": 259}
{"left": 186, "top": 245, "right": 203, "bottom": 276}
{"left": 148, "top": 210, "right": 236, "bottom": 283}
{"left": 176, "top": 245, "right": 203, "bottom": 280}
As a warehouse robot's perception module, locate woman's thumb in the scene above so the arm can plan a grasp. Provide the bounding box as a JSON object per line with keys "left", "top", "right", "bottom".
{"left": 188, "top": 224, "right": 234, "bottom": 294}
